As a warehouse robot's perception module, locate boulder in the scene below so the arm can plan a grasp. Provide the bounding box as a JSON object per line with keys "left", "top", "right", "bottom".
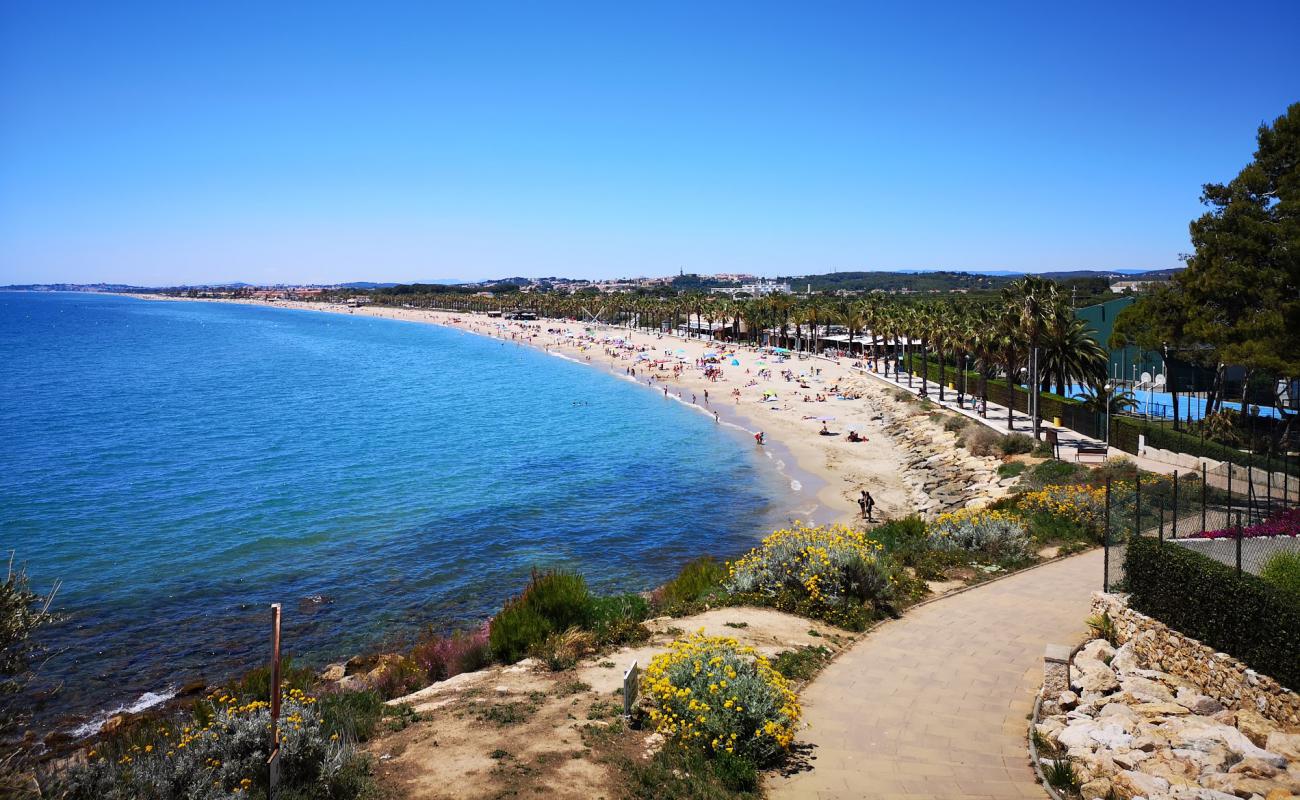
{"left": 1111, "top": 640, "right": 1142, "bottom": 673}
{"left": 1238, "top": 710, "right": 1283, "bottom": 749}
{"left": 1200, "top": 773, "right": 1294, "bottom": 798}
{"left": 1166, "top": 788, "right": 1248, "bottom": 800}
{"left": 1112, "top": 769, "right": 1171, "bottom": 799}
{"left": 1079, "top": 638, "right": 1118, "bottom": 664}
{"left": 1175, "top": 689, "right": 1225, "bottom": 716}
{"left": 1264, "top": 788, "right": 1297, "bottom": 800}
{"left": 1229, "top": 757, "right": 1281, "bottom": 779}
{"left": 1166, "top": 717, "right": 1287, "bottom": 767}
{"left": 1122, "top": 675, "right": 1177, "bottom": 704}
{"left": 1075, "top": 661, "right": 1121, "bottom": 694}
{"left": 320, "top": 663, "right": 347, "bottom": 682}
{"left": 1172, "top": 745, "right": 1236, "bottom": 775}
{"left": 1137, "top": 751, "right": 1202, "bottom": 787}
{"left": 1058, "top": 719, "right": 1136, "bottom": 751}
{"left": 1266, "top": 733, "right": 1300, "bottom": 762}
{"left": 1079, "top": 776, "right": 1113, "bottom": 800}
{"left": 1135, "top": 702, "right": 1194, "bottom": 717}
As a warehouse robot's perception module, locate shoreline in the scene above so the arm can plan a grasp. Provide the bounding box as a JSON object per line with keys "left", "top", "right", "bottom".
{"left": 125, "top": 293, "right": 933, "bottom": 526}
{"left": 46, "top": 291, "right": 1015, "bottom": 745}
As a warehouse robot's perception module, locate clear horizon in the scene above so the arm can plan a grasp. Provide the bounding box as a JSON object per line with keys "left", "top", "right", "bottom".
{"left": 2, "top": 1, "right": 1298, "bottom": 286}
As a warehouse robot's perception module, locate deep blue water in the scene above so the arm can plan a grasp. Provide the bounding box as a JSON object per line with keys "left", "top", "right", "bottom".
{"left": 0, "top": 292, "right": 788, "bottom": 730}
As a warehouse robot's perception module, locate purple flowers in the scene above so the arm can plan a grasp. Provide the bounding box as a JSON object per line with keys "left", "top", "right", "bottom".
{"left": 1193, "top": 507, "right": 1300, "bottom": 539}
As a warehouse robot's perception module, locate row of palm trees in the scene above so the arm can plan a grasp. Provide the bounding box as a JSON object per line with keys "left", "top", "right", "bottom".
{"left": 356, "top": 279, "right": 1110, "bottom": 438}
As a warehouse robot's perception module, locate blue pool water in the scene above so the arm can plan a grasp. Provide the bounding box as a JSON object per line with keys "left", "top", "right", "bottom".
{"left": 0, "top": 292, "right": 790, "bottom": 730}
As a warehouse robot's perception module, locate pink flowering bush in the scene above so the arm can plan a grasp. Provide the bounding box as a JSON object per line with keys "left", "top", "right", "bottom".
{"left": 1193, "top": 507, "right": 1300, "bottom": 539}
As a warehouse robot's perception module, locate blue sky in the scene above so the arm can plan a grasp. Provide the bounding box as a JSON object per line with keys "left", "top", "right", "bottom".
{"left": 1, "top": 1, "right": 1297, "bottom": 285}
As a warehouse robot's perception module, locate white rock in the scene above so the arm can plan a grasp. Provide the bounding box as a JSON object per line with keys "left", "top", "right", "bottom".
{"left": 1058, "top": 719, "right": 1135, "bottom": 751}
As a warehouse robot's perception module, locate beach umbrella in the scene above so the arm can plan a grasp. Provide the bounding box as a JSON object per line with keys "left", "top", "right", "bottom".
{"left": 774, "top": 347, "right": 791, "bottom": 354}
{"left": 703, "top": 352, "right": 718, "bottom": 358}
{"left": 815, "top": 416, "right": 836, "bottom": 421}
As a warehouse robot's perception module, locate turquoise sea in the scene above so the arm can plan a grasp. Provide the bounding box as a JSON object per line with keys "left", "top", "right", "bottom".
{"left": 0, "top": 292, "right": 792, "bottom": 732}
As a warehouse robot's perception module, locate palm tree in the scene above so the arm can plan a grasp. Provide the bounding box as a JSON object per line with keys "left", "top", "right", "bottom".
{"left": 995, "top": 306, "right": 1026, "bottom": 431}
{"left": 1003, "top": 277, "right": 1058, "bottom": 439}
{"left": 1041, "top": 303, "right": 1108, "bottom": 395}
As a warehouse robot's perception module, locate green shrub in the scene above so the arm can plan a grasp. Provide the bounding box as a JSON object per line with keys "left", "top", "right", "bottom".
{"left": 60, "top": 692, "right": 371, "bottom": 799}
{"left": 1043, "top": 757, "right": 1079, "bottom": 793}
{"left": 1260, "top": 551, "right": 1300, "bottom": 598}
{"left": 488, "top": 570, "right": 594, "bottom": 663}
{"left": 489, "top": 600, "right": 553, "bottom": 663}
{"left": 588, "top": 593, "right": 651, "bottom": 645}
{"left": 957, "top": 425, "right": 1001, "bottom": 456}
{"left": 653, "top": 556, "right": 728, "bottom": 610}
{"left": 525, "top": 571, "right": 593, "bottom": 631}
{"left": 926, "top": 509, "right": 1030, "bottom": 563}
{"left": 997, "top": 462, "right": 1026, "bottom": 479}
{"left": 1024, "top": 510, "right": 1091, "bottom": 545}
{"left": 228, "top": 654, "right": 316, "bottom": 702}
{"left": 318, "top": 689, "right": 384, "bottom": 742}
{"left": 998, "top": 434, "right": 1035, "bottom": 456}
{"left": 1124, "top": 537, "right": 1300, "bottom": 689}
{"left": 770, "top": 646, "right": 832, "bottom": 681}
{"left": 871, "top": 515, "right": 928, "bottom": 559}
{"left": 943, "top": 415, "right": 970, "bottom": 433}
{"left": 618, "top": 742, "right": 760, "bottom": 798}
{"left": 1024, "top": 459, "right": 1088, "bottom": 489}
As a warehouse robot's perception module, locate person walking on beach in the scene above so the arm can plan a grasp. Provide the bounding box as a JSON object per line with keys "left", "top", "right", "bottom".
{"left": 858, "top": 490, "right": 875, "bottom": 522}
{"left": 704, "top": 389, "right": 709, "bottom": 404}
{"left": 754, "top": 431, "right": 765, "bottom": 445}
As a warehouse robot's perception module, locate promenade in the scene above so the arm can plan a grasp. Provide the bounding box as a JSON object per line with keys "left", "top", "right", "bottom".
{"left": 770, "top": 549, "right": 1102, "bottom": 800}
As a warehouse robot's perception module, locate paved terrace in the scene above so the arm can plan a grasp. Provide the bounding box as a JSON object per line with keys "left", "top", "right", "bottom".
{"left": 770, "top": 549, "right": 1102, "bottom": 800}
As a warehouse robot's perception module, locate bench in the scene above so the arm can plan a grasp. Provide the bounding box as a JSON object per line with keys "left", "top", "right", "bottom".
{"left": 1076, "top": 443, "right": 1109, "bottom": 462}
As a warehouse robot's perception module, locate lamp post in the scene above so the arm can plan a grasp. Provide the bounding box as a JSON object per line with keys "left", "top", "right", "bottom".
{"left": 1104, "top": 381, "right": 1114, "bottom": 446}
{"left": 963, "top": 354, "right": 971, "bottom": 409}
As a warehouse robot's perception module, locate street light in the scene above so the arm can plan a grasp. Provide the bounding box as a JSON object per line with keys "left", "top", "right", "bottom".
{"left": 963, "top": 354, "right": 971, "bottom": 409}
{"left": 1104, "top": 381, "right": 1114, "bottom": 446}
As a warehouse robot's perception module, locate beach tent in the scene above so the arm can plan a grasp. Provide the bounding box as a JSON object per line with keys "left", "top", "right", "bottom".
{"left": 731, "top": 359, "right": 740, "bottom": 366}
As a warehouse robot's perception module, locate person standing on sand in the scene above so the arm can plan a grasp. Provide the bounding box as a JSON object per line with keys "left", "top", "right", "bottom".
{"left": 858, "top": 490, "right": 875, "bottom": 521}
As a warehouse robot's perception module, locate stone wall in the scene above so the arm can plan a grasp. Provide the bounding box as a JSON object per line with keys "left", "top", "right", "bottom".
{"left": 1091, "top": 592, "right": 1300, "bottom": 727}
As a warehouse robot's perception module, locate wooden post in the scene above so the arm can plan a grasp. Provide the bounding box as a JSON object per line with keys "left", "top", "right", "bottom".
{"left": 268, "top": 603, "right": 282, "bottom": 797}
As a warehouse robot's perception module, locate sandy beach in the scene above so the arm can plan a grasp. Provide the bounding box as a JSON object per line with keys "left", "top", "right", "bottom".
{"left": 127, "top": 295, "right": 1013, "bottom": 527}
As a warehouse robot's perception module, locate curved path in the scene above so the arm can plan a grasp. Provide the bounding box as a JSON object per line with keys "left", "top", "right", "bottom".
{"left": 770, "top": 549, "right": 1103, "bottom": 800}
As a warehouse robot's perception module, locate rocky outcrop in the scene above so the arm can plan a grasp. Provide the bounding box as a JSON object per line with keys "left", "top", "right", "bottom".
{"left": 1092, "top": 593, "right": 1300, "bottom": 729}
{"left": 1038, "top": 635, "right": 1300, "bottom": 800}
{"left": 866, "top": 398, "right": 1009, "bottom": 519}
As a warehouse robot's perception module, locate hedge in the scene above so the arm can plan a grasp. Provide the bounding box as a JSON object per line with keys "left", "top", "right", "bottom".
{"left": 902, "top": 356, "right": 1102, "bottom": 438}
{"left": 1124, "top": 536, "right": 1300, "bottom": 690}
{"left": 1112, "top": 417, "right": 1300, "bottom": 477}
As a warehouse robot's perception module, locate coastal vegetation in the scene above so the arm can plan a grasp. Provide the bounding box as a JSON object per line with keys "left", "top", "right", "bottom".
{"left": 1, "top": 554, "right": 61, "bottom": 796}
{"left": 643, "top": 632, "right": 800, "bottom": 764}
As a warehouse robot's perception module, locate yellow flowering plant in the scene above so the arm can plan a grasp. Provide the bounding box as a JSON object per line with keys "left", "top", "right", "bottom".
{"left": 643, "top": 631, "right": 800, "bottom": 765}
{"left": 1018, "top": 484, "right": 1109, "bottom": 534}
{"left": 725, "top": 523, "right": 897, "bottom": 625}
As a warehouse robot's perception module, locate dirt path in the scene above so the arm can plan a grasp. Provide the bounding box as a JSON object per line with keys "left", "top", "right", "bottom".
{"left": 769, "top": 549, "right": 1103, "bottom": 800}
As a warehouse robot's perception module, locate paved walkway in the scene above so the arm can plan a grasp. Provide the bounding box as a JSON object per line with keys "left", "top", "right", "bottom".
{"left": 855, "top": 365, "right": 1185, "bottom": 476}
{"left": 770, "top": 549, "right": 1103, "bottom": 800}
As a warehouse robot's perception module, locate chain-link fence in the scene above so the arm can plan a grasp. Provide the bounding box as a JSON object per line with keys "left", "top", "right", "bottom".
{"left": 1102, "top": 461, "right": 1300, "bottom": 592}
